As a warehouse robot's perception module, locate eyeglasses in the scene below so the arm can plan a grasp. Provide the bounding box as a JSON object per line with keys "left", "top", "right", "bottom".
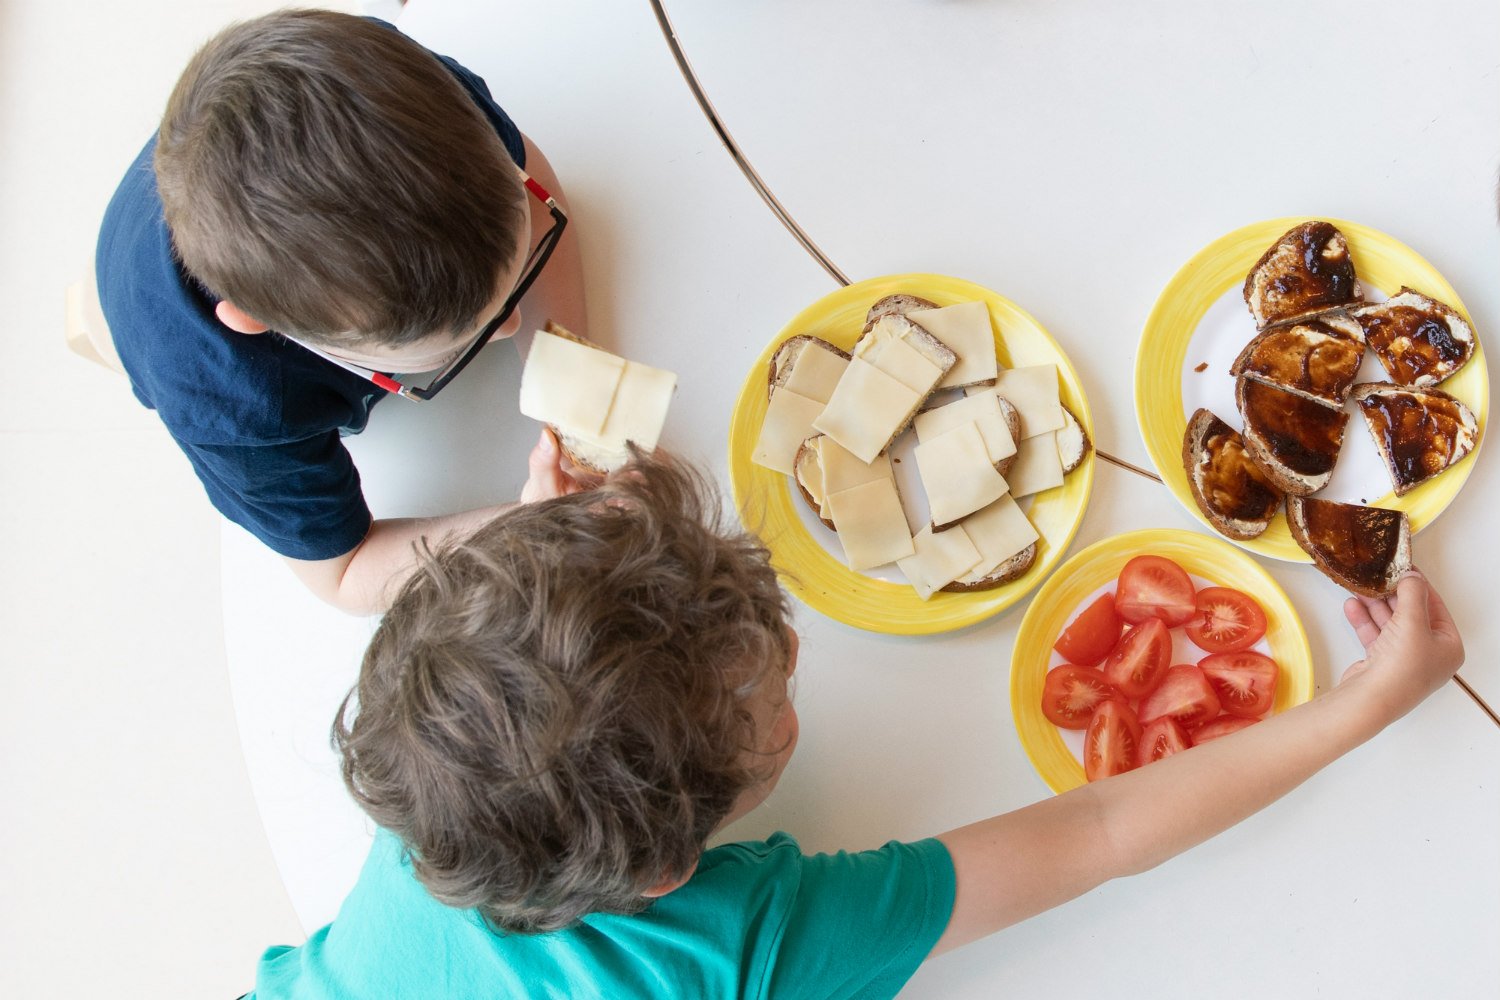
{"left": 288, "top": 167, "right": 568, "bottom": 401}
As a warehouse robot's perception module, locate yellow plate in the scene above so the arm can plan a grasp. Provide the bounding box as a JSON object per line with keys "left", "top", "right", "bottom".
{"left": 1136, "top": 217, "right": 1489, "bottom": 561}
{"left": 728, "top": 274, "right": 1095, "bottom": 635}
{"left": 1011, "top": 528, "right": 1314, "bottom": 794}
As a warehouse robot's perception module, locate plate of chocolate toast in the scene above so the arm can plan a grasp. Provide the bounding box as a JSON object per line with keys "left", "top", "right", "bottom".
{"left": 1137, "top": 218, "right": 1487, "bottom": 596}
{"left": 729, "top": 274, "right": 1094, "bottom": 634}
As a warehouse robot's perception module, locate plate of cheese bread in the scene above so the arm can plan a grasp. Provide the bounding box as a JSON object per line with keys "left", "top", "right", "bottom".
{"left": 1137, "top": 219, "right": 1487, "bottom": 597}
{"left": 729, "top": 274, "right": 1094, "bottom": 634}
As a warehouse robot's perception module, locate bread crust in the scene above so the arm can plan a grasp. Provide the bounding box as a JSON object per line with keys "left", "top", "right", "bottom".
{"left": 1286, "top": 497, "right": 1410, "bottom": 599}
{"left": 939, "top": 542, "right": 1037, "bottom": 593}
{"left": 865, "top": 294, "right": 940, "bottom": 326}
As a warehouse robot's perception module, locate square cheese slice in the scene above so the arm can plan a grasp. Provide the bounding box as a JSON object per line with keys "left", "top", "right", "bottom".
{"left": 984, "top": 365, "right": 1064, "bottom": 438}
{"left": 813, "top": 358, "right": 922, "bottom": 464}
{"left": 800, "top": 437, "right": 894, "bottom": 517}
{"left": 957, "top": 495, "right": 1039, "bottom": 582}
{"left": 781, "top": 345, "right": 849, "bottom": 404}
{"left": 898, "top": 524, "right": 984, "bottom": 600}
{"left": 913, "top": 392, "right": 1016, "bottom": 464}
{"left": 907, "top": 301, "right": 999, "bottom": 388}
{"left": 825, "top": 477, "right": 914, "bottom": 571}
{"left": 1006, "top": 433, "right": 1066, "bottom": 497}
{"left": 913, "top": 422, "right": 1009, "bottom": 528}
{"left": 752, "top": 388, "right": 825, "bottom": 475}
{"left": 519, "top": 330, "right": 625, "bottom": 436}
{"left": 598, "top": 361, "right": 677, "bottom": 452}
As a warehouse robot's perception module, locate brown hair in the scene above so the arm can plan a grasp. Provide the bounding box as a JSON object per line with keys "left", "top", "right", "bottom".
{"left": 334, "top": 453, "right": 793, "bottom": 932}
{"left": 155, "top": 10, "right": 527, "bottom": 348}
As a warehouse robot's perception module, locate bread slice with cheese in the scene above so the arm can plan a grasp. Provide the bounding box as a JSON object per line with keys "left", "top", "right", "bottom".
{"left": 1181, "top": 408, "right": 1283, "bottom": 540}
{"left": 791, "top": 435, "right": 895, "bottom": 531}
{"left": 1057, "top": 404, "right": 1092, "bottom": 475}
{"left": 767, "top": 335, "right": 851, "bottom": 401}
{"left": 1349, "top": 287, "right": 1475, "bottom": 387}
{"left": 865, "top": 294, "right": 939, "bottom": 326}
{"left": 939, "top": 494, "right": 1040, "bottom": 592}
{"left": 1235, "top": 376, "right": 1348, "bottom": 496}
{"left": 521, "top": 323, "right": 677, "bottom": 475}
{"left": 1286, "top": 497, "right": 1410, "bottom": 599}
{"left": 1243, "top": 220, "right": 1363, "bottom": 329}
{"left": 1350, "top": 382, "right": 1479, "bottom": 496}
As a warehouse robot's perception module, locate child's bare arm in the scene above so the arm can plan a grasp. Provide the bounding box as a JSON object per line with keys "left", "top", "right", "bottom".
{"left": 930, "top": 572, "right": 1463, "bottom": 956}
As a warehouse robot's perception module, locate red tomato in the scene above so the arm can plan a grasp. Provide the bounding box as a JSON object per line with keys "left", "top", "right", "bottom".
{"left": 1114, "top": 555, "right": 1197, "bottom": 627}
{"left": 1185, "top": 587, "right": 1268, "bottom": 653}
{"left": 1084, "top": 698, "right": 1142, "bottom": 782}
{"left": 1101, "top": 619, "right": 1172, "bottom": 699}
{"left": 1198, "top": 651, "right": 1279, "bottom": 718}
{"left": 1040, "top": 665, "right": 1122, "bottom": 729}
{"left": 1053, "top": 594, "right": 1123, "bottom": 666}
{"left": 1138, "top": 664, "right": 1222, "bottom": 729}
{"left": 1136, "top": 716, "right": 1192, "bottom": 767}
{"left": 1192, "top": 715, "right": 1260, "bottom": 743}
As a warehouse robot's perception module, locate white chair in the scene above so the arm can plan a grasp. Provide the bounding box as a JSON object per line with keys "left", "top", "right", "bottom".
{"left": 64, "top": 267, "right": 125, "bottom": 374}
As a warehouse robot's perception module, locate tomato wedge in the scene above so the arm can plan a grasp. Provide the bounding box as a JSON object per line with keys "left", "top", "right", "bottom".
{"left": 1185, "top": 587, "right": 1268, "bottom": 653}
{"left": 1084, "top": 698, "right": 1142, "bottom": 782}
{"left": 1102, "top": 619, "right": 1172, "bottom": 699}
{"left": 1198, "top": 651, "right": 1279, "bottom": 718}
{"left": 1136, "top": 716, "right": 1192, "bottom": 767}
{"left": 1192, "top": 715, "right": 1260, "bottom": 743}
{"left": 1114, "top": 555, "right": 1197, "bottom": 627}
{"left": 1040, "top": 665, "right": 1122, "bottom": 729}
{"left": 1053, "top": 594, "right": 1123, "bottom": 666}
{"left": 1138, "top": 664, "right": 1222, "bottom": 729}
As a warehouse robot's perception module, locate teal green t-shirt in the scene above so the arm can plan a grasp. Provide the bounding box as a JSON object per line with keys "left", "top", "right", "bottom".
{"left": 252, "top": 829, "right": 955, "bottom": 1000}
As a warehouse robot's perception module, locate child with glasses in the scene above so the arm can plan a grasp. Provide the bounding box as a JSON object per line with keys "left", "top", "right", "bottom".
{"left": 96, "top": 10, "right": 587, "bottom": 614}
{"left": 247, "top": 453, "right": 1463, "bottom": 999}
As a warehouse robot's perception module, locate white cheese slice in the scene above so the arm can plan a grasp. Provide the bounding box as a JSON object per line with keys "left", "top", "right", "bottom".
{"left": 898, "top": 524, "right": 984, "bottom": 600}
{"left": 782, "top": 345, "right": 849, "bottom": 404}
{"left": 990, "top": 365, "right": 1064, "bottom": 438}
{"left": 519, "top": 330, "right": 625, "bottom": 436}
{"left": 913, "top": 422, "right": 1009, "bottom": 528}
{"left": 957, "top": 495, "right": 1039, "bottom": 581}
{"left": 870, "top": 334, "right": 945, "bottom": 394}
{"left": 907, "top": 301, "right": 999, "bottom": 388}
{"left": 813, "top": 358, "right": 921, "bottom": 464}
{"left": 825, "top": 477, "right": 914, "bottom": 571}
{"left": 819, "top": 437, "right": 894, "bottom": 493}
{"left": 752, "top": 388, "right": 825, "bottom": 475}
{"left": 913, "top": 392, "right": 1016, "bottom": 464}
{"left": 1006, "top": 432, "right": 1066, "bottom": 497}
{"left": 597, "top": 361, "right": 677, "bottom": 452}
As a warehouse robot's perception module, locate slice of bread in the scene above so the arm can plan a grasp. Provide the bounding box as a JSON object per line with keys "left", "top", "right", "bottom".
{"left": 537, "top": 323, "right": 629, "bottom": 475}
{"left": 1350, "top": 382, "right": 1479, "bottom": 496}
{"left": 1243, "top": 221, "right": 1363, "bottom": 329}
{"left": 1350, "top": 287, "right": 1475, "bottom": 387}
{"left": 1286, "top": 497, "right": 1410, "bottom": 599}
{"left": 1229, "top": 317, "right": 1366, "bottom": 406}
{"left": 1235, "top": 376, "right": 1348, "bottom": 496}
{"left": 1181, "top": 408, "right": 1283, "bottom": 540}
{"left": 835, "top": 313, "right": 957, "bottom": 458}
{"left": 940, "top": 542, "right": 1037, "bottom": 593}
{"left": 1057, "top": 404, "right": 1092, "bottom": 475}
{"left": 767, "top": 335, "right": 852, "bottom": 401}
{"left": 865, "top": 294, "right": 940, "bottom": 327}
{"left": 791, "top": 437, "right": 836, "bottom": 530}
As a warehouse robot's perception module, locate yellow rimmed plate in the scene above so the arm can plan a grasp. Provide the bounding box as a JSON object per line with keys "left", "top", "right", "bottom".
{"left": 1011, "top": 528, "right": 1314, "bottom": 794}
{"left": 1136, "top": 217, "right": 1488, "bottom": 561}
{"left": 728, "top": 274, "right": 1094, "bottom": 635}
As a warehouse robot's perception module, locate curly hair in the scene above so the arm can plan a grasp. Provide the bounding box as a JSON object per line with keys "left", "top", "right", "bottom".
{"left": 334, "top": 453, "right": 793, "bottom": 932}
{"left": 155, "top": 10, "right": 527, "bottom": 347}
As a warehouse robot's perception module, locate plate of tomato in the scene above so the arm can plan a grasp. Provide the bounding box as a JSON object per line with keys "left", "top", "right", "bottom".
{"left": 1010, "top": 528, "right": 1314, "bottom": 793}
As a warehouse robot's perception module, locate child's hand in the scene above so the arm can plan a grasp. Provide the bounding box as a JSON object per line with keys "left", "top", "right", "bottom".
{"left": 520, "top": 428, "right": 595, "bottom": 503}
{"left": 1340, "top": 570, "right": 1464, "bottom": 719}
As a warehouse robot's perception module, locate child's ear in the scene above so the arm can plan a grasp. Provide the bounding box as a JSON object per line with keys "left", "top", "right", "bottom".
{"left": 215, "top": 300, "right": 271, "bottom": 334}
{"left": 640, "top": 862, "right": 698, "bottom": 899}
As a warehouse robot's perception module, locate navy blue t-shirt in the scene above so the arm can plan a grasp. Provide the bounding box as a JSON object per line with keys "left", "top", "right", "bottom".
{"left": 97, "top": 36, "right": 526, "bottom": 561}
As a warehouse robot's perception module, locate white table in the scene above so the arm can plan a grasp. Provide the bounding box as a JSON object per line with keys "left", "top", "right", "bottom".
{"left": 225, "top": 2, "right": 1500, "bottom": 996}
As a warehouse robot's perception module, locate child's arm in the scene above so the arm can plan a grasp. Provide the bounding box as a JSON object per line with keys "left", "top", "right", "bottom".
{"left": 284, "top": 428, "right": 584, "bottom": 614}
{"left": 930, "top": 572, "right": 1463, "bottom": 956}
{"left": 515, "top": 135, "right": 588, "bottom": 340}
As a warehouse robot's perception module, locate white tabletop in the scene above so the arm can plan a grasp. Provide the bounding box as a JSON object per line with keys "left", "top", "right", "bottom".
{"left": 224, "top": 2, "right": 1500, "bottom": 996}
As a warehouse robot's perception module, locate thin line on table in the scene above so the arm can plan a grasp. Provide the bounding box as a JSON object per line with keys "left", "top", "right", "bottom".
{"left": 1453, "top": 674, "right": 1500, "bottom": 729}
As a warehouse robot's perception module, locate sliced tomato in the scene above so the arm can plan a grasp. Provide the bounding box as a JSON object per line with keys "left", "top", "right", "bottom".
{"left": 1138, "top": 664, "right": 1222, "bottom": 729}
{"left": 1053, "top": 594, "right": 1123, "bottom": 666}
{"left": 1192, "top": 715, "right": 1260, "bottom": 743}
{"left": 1040, "top": 665, "right": 1122, "bottom": 729}
{"left": 1198, "top": 651, "right": 1279, "bottom": 718}
{"left": 1185, "top": 587, "right": 1268, "bottom": 653}
{"left": 1084, "top": 698, "right": 1142, "bottom": 782}
{"left": 1114, "top": 555, "right": 1197, "bottom": 627}
{"left": 1101, "top": 618, "right": 1172, "bottom": 699}
{"left": 1136, "top": 716, "right": 1192, "bottom": 767}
